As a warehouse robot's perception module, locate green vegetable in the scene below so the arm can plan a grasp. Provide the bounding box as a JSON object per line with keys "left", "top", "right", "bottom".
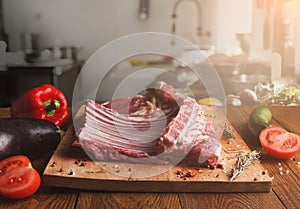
{"left": 250, "top": 106, "right": 272, "bottom": 128}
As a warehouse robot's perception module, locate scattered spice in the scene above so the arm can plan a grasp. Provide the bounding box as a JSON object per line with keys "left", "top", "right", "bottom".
{"left": 186, "top": 170, "right": 197, "bottom": 177}
{"left": 80, "top": 162, "right": 87, "bottom": 167}
{"left": 176, "top": 170, "right": 183, "bottom": 175}
{"left": 223, "top": 121, "right": 235, "bottom": 139}
{"left": 254, "top": 177, "right": 258, "bottom": 181}
{"left": 213, "top": 173, "right": 219, "bottom": 178}
{"left": 59, "top": 168, "right": 64, "bottom": 172}
{"left": 50, "top": 161, "right": 57, "bottom": 167}
{"left": 69, "top": 170, "right": 74, "bottom": 175}
{"left": 217, "top": 164, "right": 224, "bottom": 169}
{"left": 74, "top": 159, "right": 87, "bottom": 167}
{"left": 277, "top": 163, "right": 291, "bottom": 176}
{"left": 229, "top": 150, "right": 260, "bottom": 181}
{"left": 176, "top": 169, "right": 197, "bottom": 179}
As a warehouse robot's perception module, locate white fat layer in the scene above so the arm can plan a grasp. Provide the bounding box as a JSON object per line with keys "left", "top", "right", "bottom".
{"left": 175, "top": 98, "right": 197, "bottom": 146}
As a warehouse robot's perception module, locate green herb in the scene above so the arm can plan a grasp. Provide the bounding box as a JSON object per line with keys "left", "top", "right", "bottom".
{"left": 223, "top": 121, "right": 235, "bottom": 139}
{"left": 229, "top": 150, "right": 260, "bottom": 181}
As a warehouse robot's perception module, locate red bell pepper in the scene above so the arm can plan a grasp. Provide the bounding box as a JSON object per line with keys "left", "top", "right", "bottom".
{"left": 10, "top": 84, "right": 70, "bottom": 128}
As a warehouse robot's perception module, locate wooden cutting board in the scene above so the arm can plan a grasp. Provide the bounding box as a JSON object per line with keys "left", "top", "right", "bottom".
{"left": 42, "top": 107, "right": 272, "bottom": 193}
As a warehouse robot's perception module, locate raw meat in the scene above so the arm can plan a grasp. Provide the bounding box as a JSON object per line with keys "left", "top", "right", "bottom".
{"left": 159, "top": 97, "right": 222, "bottom": 167}
{"left": 76, "top": 81, "right": 222, "bottom": 167}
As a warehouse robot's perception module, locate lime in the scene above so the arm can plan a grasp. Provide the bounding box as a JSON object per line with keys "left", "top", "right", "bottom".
{"left": 197, "top": 98, "right": 223, "bottom": 106}
{"left": 250, "top": 106, "right": 272, "bottom": 127}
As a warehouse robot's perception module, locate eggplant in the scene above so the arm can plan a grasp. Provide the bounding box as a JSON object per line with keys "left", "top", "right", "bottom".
{"left": 0, "top": 118, "right": 62, "bottom": 160}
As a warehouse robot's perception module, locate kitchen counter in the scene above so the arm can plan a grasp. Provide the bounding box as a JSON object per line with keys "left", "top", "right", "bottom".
{"left": 0, "top": 106, "right": 299, "bottom": 209}
{"left": 2, "top": 59, "right": 75, "bottom": 87}
{"left": 0, "top": 60, "right": 84, "bottom": 106}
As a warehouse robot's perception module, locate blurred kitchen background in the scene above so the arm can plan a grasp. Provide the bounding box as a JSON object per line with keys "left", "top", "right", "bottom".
{"left": 1, "top": 0, "right": 300, "bottom": 106}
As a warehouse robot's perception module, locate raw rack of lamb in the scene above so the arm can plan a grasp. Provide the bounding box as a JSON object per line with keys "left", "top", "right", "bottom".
{"left": 75, "top": 81, "right": 223, "bottom": 168}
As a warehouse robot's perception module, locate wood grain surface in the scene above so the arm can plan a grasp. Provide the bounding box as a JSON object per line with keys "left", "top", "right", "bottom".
{"left": 1, "top": 106, "right": 299, "bottom": 209}
{"left": 42, "top": 106, "right": 272, "bottom": 192}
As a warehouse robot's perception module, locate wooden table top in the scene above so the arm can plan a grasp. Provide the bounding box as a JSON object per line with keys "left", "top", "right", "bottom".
{"left": 0, "top": 106, "right": 299, "bottom": 209}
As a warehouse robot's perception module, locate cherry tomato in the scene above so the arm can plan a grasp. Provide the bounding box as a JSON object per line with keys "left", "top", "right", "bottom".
{"left": 259, "top": 126, "right": 300, "bottom": 159}
{"left": 0, "top": 155, "right": 41, "bottom": 199}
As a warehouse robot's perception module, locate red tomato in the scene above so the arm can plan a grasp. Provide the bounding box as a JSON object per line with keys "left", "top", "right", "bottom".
{"left": 259, "top": 126, "right": 300, "bottom": 159}
{"left": 0, "top": 155, "right": 41, "bottom": 199}
{"left": 260, "top": 126, "right": 286, "bottom": 144}
{"left": 0, "top": 155, "right": 31, "bottom": 177}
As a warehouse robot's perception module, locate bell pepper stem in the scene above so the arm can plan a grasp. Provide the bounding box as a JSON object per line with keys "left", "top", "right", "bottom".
{"left": 44, "top": 100, "right": 61, "bottom": 117}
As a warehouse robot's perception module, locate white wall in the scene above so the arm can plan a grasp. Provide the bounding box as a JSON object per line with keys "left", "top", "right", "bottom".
{"left": 295, "top": 1, "right": 300, "bottom": 75}
{"left": 214, "top": 0, "right": 253, "bottom": 55}
{"left": 2, "top": 0, "right": 253, "bottom": 60}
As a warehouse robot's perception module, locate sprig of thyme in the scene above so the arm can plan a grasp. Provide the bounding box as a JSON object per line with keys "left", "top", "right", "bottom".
{"left": 223, "top": 121, "right": 235, "bottom": 139}
{"left": 229, "top": 150, "right": 261, "bottom": 181}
